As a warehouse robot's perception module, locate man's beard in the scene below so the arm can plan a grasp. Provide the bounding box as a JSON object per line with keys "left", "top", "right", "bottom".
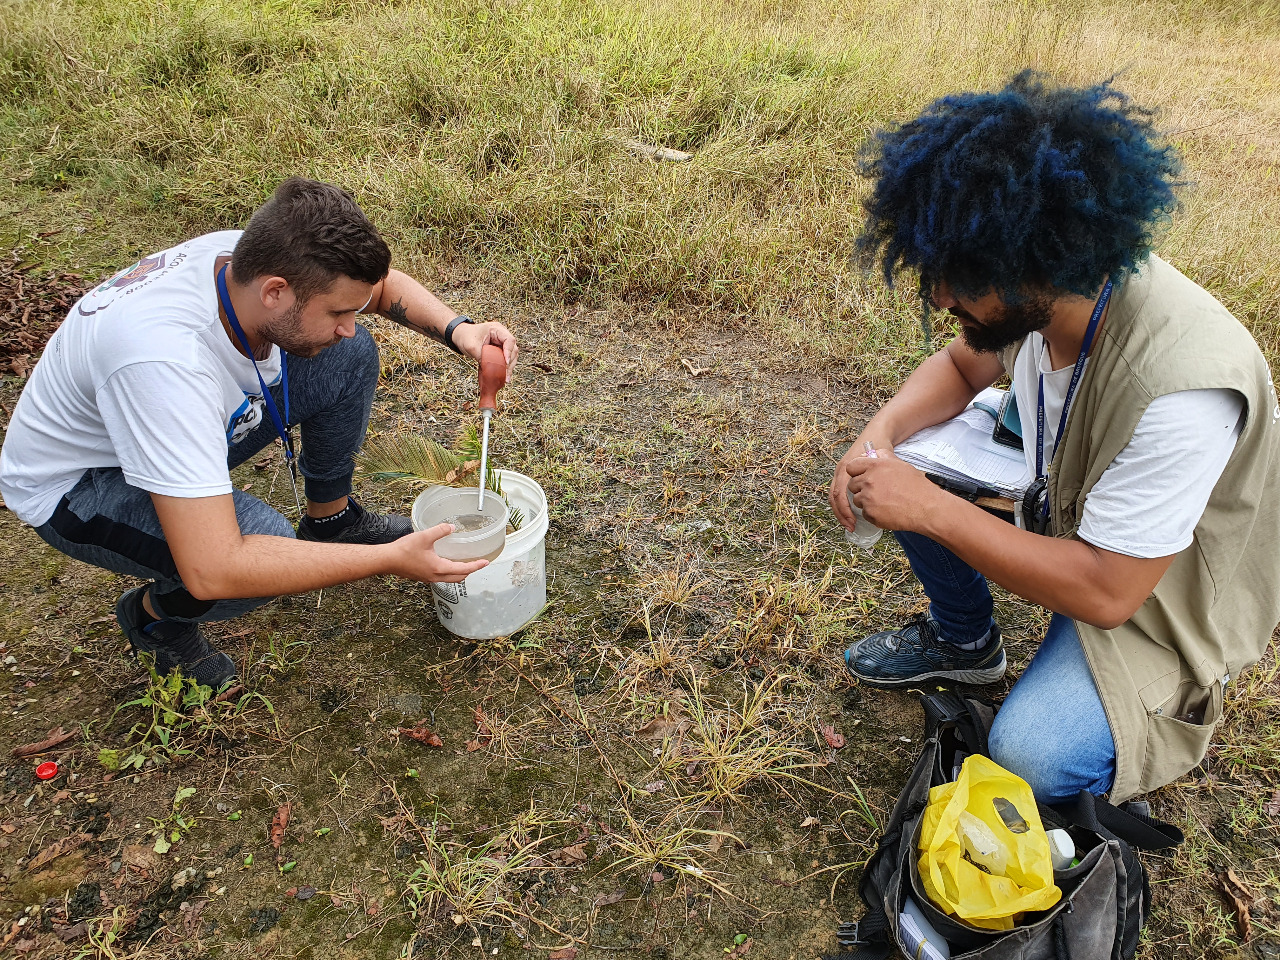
{"left": 954, "top": 296, "right": 1054, "bottom": 354}
{"left": 259, "top": 301, "right": 336, "bottom": 358}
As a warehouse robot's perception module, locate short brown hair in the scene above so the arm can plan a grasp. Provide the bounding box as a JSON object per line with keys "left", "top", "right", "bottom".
{"left": 232, "top": 178, "right": 391, "bottom": 301}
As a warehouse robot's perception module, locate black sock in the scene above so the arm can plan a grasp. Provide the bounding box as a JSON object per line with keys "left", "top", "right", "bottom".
{"left": 300, "top": 497, "right": 363, "bottom": 539}
{"left": 134, "top": 588, "right": 160, "bottom": 628}
{"left": 152, "top": 585, "right": 216, "bottom": 620}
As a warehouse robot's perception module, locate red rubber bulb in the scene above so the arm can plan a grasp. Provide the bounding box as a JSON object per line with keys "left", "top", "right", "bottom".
{"left": 478, "top": 343, "right": 506, "bottom": 411}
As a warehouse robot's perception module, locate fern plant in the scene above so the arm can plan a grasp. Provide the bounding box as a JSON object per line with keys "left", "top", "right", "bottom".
{"left": 355, "top": 429, "right": 524, "bottom": 530}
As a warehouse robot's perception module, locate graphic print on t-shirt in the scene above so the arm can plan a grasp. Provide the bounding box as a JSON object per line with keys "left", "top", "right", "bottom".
{"left": 77, "top": 251, "right": 185, "bottom": 316}
{"left": 226, "top": 394, "right": 266, "bottom": 444}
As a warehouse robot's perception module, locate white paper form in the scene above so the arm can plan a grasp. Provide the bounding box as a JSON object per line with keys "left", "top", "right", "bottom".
{"left": 894, "top": 388, "right": 1031, "bottom": 499}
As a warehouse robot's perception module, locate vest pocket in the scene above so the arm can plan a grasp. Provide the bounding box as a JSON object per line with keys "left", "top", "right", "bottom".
{"left": 1140, "top": 679, "right": 1223, "bottom": 793}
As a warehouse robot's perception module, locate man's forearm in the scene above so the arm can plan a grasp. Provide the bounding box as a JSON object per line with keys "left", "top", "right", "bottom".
{"left": 183, "top": 534, "right": 397, "bottom": 600}
{"left": 376, "top": 269, "right": 456, "bottom": 345}
{"left": 864, "top": 344, "right": 996, "bottom": 446}
{"left": 921, "top": 496, "right": 1136, "bottom": 629}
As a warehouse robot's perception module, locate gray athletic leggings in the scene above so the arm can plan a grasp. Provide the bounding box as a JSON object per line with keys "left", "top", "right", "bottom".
{"left": 33, "top": 324, "right": 380, "bottom": 622}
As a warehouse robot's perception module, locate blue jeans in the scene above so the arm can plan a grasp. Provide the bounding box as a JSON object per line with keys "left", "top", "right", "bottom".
{"left": 33, "top": 326, "right": 381, "bottom": 622}
{"left": 895, "top": 530, "right": 1117, "bottom": 802}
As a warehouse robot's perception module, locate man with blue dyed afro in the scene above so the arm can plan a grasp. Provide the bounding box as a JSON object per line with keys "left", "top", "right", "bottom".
{"left": 829, "top": 71, "right": 1280, "bottom": 802}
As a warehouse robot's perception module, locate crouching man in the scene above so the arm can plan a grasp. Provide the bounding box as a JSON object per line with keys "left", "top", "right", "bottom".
{"left": 829, "top": 73, "right": 1280, "bottom": 803}
{"left": 0, "top": 178, "right": 518, "bottom": 690}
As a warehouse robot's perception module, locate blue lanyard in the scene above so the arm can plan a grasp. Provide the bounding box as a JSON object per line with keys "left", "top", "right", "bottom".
{"left": 216, "top": 264, "right": 294, "bottom": 468}
{"left": 1035, "top": 280, "right": 1113, "bottom": 514}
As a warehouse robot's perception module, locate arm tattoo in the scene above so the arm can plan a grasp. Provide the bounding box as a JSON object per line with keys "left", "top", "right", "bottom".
{"left": 385, "top": 297, "right": 445, "bottom": 344}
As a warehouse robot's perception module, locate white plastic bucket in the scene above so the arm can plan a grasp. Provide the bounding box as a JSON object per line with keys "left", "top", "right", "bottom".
{"left": 410, "top": 470, "right": 549, "bottom": 640}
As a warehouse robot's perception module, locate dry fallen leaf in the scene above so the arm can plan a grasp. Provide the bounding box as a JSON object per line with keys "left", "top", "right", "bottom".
{"left": 474, "top": 705, "right": 494, "bottom": 745}
{"left": 465, "top": 740, "right": 482, "bottom": 752}
{"left": 270, "top": 802, "right": 292, "bottom": 852}
{"left": 25, "top": 832, "right": 91, "bottom": 872}
{"left": 182, "top": 899, "right": 207, "bottom": 936}
{"left": 443, "top": 460, "right": 480, "bottom": 484}
{"left": 593, "top": 890, "right": 627, "bottom": 908}
{"left": 799, "top": 816, "right": 820, "bottom": 828}
{"left": 555, "top": 844, "right": 588, "bottom": 865}
{"left": 549, "top": 948, "right": 578, "bottom": 960}
{"left": 820, "top": 725, "right": 845, "bottom": 750}
{"left": 1220, "top": 869, "right": 1256, "bottom": 941}
{"left": 1265, "top": 787, "right": 1280, "bottom": 820}
{"left": 397, "top": 725, "right": 444, "bottom": 748}
{"left": 12, "top": 725, "right": 77, "bottom": 758}
{"left": 636, "top": 711, "right": 691, "bottom": 741}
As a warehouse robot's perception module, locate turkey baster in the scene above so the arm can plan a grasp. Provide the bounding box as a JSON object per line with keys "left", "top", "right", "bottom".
{"left": 476, "top": 343, "right": 507, "bottom": 509}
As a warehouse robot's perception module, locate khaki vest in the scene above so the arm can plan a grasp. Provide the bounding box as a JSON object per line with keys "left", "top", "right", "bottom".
{"left": 1000, "top": 255, "right": 1280, "bottom": 801}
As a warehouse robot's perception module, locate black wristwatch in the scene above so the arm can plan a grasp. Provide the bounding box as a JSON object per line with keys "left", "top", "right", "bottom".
{"left": 443, "top": 315, "right": 475, "bottom": 354}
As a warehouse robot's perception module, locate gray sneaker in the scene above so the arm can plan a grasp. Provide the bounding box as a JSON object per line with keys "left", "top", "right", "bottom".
{"left": 844, "top": 615, "right": 1006, "bottom": 688}
{"left": 116, "top": 587, "right": 237, "bottom": 690}
{"left": 296, "top": 496, "right": 412, "bottom": 545}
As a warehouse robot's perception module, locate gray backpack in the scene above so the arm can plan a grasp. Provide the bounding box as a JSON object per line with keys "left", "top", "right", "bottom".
{"left": 829, "top": 692, "right": 1183, "bottom": 960}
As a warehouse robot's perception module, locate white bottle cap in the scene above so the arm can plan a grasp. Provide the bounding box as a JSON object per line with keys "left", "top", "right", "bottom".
{"left": 1047, "top": 828, "right": 1076, "bottom": 871}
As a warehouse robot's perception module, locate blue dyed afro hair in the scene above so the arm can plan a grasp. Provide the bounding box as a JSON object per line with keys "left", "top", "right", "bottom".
{"left": 856, "top": 70, "right": 1183, "bottom": 303}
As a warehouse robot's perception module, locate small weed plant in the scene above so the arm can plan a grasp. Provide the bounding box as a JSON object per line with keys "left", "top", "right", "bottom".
{"left": 405, "top": 821, "right": 546, "bottom": 934}
{"left": 95, "top": 658, "right": 273, "bottom": 771}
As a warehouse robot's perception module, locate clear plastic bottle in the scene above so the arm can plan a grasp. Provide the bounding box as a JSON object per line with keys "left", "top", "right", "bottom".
{"left": 845, "top": 491, "right": 884, "bottom": 551}
{"left": 844, "top": 442, "right": 883, "bottom": 552}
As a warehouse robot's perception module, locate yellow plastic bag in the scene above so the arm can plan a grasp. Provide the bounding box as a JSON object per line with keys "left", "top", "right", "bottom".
{"left": 917, "top": 754, "right": 1061, "bottom": 931}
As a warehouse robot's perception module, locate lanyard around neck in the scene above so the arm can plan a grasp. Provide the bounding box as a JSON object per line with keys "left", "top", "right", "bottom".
{"left": 216, "top": 264, "right": 293, "bottom": 463}
{"left": 1035, "top": 279, "right": 1113, "bottom": 485}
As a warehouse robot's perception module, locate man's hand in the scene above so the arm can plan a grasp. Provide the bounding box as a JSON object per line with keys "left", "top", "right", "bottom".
{"left": 388, "top": 523, "right": 490, "bottom": 583}
{"left": 153, "top": 493, "right": 488, "bottom": 600}
{"left": 451, "top": 321, "right": 519, "bottom": 383}
{"left": 369, "top": 271, "right": 519, "bottom": 382}
{"left": 845, "top": 450, "right": 950, "bottom": 533}
{"left": 829, "top": 433, "right": 895, "bottom": 531}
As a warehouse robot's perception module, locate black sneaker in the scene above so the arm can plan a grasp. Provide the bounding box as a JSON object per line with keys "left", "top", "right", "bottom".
{"left": 844, "top": 615, "right": 1006, "bottom": 688}
{"left": 115, "top": 586, "right": 237, "bottom": 690}
{"left": 295, "top": 495, "right": 412, "bottom": 545}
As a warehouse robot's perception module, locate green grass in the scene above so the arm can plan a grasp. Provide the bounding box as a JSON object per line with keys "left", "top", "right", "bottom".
{"left": 3, "top": 0, "right": 1278, "bottom": 390}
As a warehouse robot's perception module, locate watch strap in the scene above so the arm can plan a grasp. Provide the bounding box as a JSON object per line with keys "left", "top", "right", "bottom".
{"left": 443, "top": 314, "right": 474, "bottom": 353}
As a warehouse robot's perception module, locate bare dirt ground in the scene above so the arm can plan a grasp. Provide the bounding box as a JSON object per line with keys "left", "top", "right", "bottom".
{"left": 1, "top": 260, "right": 1277, "bottom": 959}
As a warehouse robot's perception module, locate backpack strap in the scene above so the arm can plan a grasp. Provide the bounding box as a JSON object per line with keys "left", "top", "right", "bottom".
{"left": 1057, "top": 790, "right": 1183, "bottom": 851}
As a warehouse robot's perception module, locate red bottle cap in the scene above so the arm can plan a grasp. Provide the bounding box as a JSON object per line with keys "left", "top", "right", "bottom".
{"left": 35, "top": 762, "right": 58, "bottom": 780}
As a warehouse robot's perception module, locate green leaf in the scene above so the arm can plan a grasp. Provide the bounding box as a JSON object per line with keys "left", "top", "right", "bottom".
{"left": 98, "top": 749, "right": 122, "bottom": 771}
{"left": 405, "top": 768, "right": 419, "bottom": 778}
{"left": 734, "top": 934, "right": 748, "bottom": 945}
{"left": 314, "top": 827, "right": 331, "bottom": 837}
{"left": 153, "top": 835, "right": 172, "bottom": 855}
{"left": 173, "top": 786, "right": 197, "bottom": 807}
{"left": 243, "top": 854, "right": 253, "bottom": 867}
{"left": 280, "top": 861, "right": 297, "bottom": 873}
{"left": 227, "top": 811, "right": 242, "bottom": 822}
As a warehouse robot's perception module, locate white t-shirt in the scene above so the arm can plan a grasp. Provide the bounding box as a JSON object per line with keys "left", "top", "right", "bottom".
{"left": 1012, "top": 331, "right": 1244, "bottom": 559}
{"left": 0, "top": 231, "right": 281, "bottom": 526}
